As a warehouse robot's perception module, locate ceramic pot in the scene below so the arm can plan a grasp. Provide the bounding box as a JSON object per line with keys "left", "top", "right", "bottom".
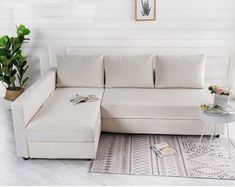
{"left": 4, "top": 88, "right": 23, "bottom": 101}
{"left": 213, "top": 94, "right": 229, "bottom": 107}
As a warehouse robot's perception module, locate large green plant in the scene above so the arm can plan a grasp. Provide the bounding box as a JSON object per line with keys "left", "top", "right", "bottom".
{"left": 0, "top": 25, "right": 30, "bottom": 90}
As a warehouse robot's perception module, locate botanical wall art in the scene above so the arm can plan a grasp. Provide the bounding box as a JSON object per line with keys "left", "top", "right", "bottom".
{"left": 135, "top": 0, "right": 156, "bottom": 21}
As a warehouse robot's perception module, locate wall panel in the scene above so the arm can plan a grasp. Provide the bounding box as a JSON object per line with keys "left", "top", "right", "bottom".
{"left": 0, "top": 0, "right": 235, "bottom": 96}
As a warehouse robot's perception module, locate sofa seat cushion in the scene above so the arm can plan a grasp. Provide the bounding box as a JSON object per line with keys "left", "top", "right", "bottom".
{"left": 26, "top": 88, "right": 104, "bottom": 142}
{"left": 101, "top": 88, "right": 213, "bottom": 119}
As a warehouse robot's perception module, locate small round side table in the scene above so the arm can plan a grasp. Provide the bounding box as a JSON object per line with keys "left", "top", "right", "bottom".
{"left": 199, "top": 110, "right": 235, "bottom": 158}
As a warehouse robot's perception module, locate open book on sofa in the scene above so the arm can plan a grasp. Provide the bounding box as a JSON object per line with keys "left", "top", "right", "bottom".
{"left": 68, "top": 94, "right": 98, "bottom": 105}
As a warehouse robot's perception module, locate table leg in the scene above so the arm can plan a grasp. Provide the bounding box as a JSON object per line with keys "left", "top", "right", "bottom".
{"left": 209, "top": 124, "right": 215, "bottom": 143}
{"left": 218, "top": 124, "right": 221, "bottom": 145}
{"left": 226, "top": 123, "right": 231, "bottom": 159}
{"left": 199, "top": 124, "right": 206, "bottom": 143}
{"left": 214, "top": 124, "right": 217, "bottom": 139}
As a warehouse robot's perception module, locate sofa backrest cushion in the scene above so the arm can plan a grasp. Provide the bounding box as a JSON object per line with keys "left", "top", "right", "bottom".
{"left": 57, "top": 55, "right": 104, "bottom": 87}
{"left": 155, "top": 55, "right": 206, "bottom": 89}
{"left": 104, "top": 55, "right": 154, "bottom": 88}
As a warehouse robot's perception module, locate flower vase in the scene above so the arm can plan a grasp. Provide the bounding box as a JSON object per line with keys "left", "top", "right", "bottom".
{"left": 213, "top": 94, "right": 229, "bottom": 107}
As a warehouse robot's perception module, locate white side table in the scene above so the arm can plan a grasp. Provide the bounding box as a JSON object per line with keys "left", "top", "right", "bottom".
{"left": 199, "top": 110, "right": 235, "bottom": 158}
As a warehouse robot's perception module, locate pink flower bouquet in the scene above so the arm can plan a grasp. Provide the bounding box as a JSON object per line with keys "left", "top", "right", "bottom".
{"left": 208, "top": 85, "right": 231, "bottom": 96}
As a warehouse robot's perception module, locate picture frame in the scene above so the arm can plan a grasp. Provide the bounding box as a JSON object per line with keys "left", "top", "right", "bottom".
{"left": 135, "top": 0, "right": 156, "bottom": 21}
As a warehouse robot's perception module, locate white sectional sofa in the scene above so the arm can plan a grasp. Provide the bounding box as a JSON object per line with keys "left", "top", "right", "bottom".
{"left": 12, "top": 54, "right": 222, "bottom": 159}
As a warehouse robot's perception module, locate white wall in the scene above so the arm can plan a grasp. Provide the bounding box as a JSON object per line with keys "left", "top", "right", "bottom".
{"left": 0, "top": 0, "right": 235, "bottom": 96}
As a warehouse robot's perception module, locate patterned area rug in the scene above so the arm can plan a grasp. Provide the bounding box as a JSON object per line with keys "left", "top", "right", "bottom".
{"left": 89, "top": 133, "right": 235, "bottom": 180}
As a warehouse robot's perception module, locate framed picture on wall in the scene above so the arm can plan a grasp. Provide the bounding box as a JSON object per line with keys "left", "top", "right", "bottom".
{"left": 135, "top": 0, "right": 156, "bottom": 21}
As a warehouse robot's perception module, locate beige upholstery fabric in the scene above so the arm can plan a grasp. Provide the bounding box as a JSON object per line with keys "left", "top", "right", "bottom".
{"left": 155, "top": 55, "right": 206, "bottom": 88}
{"left": 13, "top": 69, "right": 56, "bottom": 126}
{"left": 102, "top": 118, "right": 223, "bottom": 135}
{"left": 28, "top": 141, "right": 100, "bottom": 159}
{"left": 104, "top": 55, "right": 154, "bottom": 88}
{"left": 26, "top": 88, "right": 104, "bottom": 142}
{"left": 102, "top": 88, "right": 213, "bottom": 119}
{"left": 57, "top": 55, "right": 104, "bottom": 87}
{"left": 28, "top": 125, "right": 101, "bottom": 159}
{"left": 11, "top": 69, "right": 56, "bottom": 157}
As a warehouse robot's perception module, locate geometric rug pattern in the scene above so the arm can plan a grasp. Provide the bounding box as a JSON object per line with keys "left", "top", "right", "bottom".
{"left": 89, "top": 133, "right": 235, "bottom": 180}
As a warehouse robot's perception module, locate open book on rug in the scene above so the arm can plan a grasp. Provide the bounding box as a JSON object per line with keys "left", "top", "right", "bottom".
{"left": 152, "top": 142, "right": 176, "bottom": 157}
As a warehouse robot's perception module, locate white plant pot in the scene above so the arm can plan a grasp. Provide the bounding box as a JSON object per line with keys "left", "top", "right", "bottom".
{"left": 213, "top": 94, "right": 229, "bottom": 107}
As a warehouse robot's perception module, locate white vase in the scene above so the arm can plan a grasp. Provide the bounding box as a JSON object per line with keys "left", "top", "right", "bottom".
{"left": 213, "top": 94, "right": 229, "bottom": 107}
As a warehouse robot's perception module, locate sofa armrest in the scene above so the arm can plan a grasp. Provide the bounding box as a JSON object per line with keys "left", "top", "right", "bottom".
{"left": 11, "top": 68, "right": 56, "bottom": 157}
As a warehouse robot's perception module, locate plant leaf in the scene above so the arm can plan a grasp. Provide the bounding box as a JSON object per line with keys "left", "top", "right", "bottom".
{"left": 2, "top": 67, "right": 9, "bottom": 74}
{"left": 10, "top": 76, "right": 15, "bottom": 84}
{"left": 0, "top": 55, "right": 7, "bottom": 62}
{"left": 21, "top": 65, "right": 29, "bottom": 78}
{"left": 10, "top": 69, "right": 17, "bottom": 77}
{"left": 22, "top": 77, "right": 29, "bottom": 86}
{"left": 0, "top": 36, "right": 8, "bottom": 48}
{"left": 23, "top": 28, "right": 30, "bottom": 35}
{"left": 3, "top": 75, "right": 10, "bottom": 85}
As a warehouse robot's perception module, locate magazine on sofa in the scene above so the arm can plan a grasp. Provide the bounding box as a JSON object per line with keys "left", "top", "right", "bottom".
{"left": 68, "top": 94, "right": 98, "bottom": 105}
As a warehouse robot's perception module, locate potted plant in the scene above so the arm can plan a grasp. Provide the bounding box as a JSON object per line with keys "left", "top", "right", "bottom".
{"left": 0, "top": 24, "right": 30, "bottom": 101}
{"left": 208, "top": 85, "right": 231, "bottom": 107}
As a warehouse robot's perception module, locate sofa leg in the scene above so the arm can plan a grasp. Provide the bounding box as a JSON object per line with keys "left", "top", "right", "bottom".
{"left": 23, "top": 157, "right": 30, "bottom": 160}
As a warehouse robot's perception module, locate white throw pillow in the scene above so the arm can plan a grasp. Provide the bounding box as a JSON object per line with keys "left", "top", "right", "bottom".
{"left": 104, "top": 55, "right": 154, "bottom": 88}
{"left": 155, "top": 55, "right": 206, "bottom": 88}
{"left": 57, "top": 55, "right": 104, "bottom": 87}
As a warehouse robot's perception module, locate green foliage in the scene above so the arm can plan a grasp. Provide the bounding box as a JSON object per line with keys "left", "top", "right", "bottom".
{"left": 0, "top": 36, "right": 9, "bottom": 48}
{"left": 0, "top": 24, "right": 30, "bottom": 90}
{"left": 17, "top": 25, "right": 30, "bottom": 37}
